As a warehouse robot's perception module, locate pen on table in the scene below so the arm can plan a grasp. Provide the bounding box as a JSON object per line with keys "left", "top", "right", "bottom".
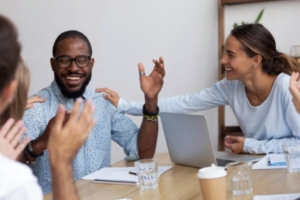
{"left": 128, "top": 171, "right": 137, "bottom": 176}
{"left": 267, "top": 156, "right": 271, "bottom": 166}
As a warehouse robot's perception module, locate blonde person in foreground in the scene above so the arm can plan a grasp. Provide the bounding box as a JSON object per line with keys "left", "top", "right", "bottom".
{"left": 0, "top": 14, "right": 96, "bottom": 200}
{"left": 98, "top": 23, "right": 300, "bottom": 155}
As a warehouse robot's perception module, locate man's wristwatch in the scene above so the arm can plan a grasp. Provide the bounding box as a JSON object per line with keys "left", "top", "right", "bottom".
{"left": 26, "top": 141, "right": 44, "bottom": 158}
{"left": 143, "top": 104, "right": 159, "bottom": 122}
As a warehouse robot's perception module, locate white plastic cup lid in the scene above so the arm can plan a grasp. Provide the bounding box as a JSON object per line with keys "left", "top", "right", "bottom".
{"left": 197, "top": 164, "right": 227, "bottom": 179}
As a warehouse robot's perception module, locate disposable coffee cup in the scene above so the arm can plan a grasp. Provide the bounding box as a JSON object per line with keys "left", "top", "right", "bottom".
{"left": 197, "top": 164, "right": 227, "bottom": 200}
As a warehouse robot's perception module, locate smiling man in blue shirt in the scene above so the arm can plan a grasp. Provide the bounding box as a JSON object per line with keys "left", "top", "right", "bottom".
{"left": 21, "top": 30, "right": 165, "bottom": 194}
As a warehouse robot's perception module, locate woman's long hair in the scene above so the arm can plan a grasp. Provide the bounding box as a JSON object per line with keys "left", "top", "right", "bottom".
{"left": 231, "top": 24, "right": 300, "bottom": 75}
{"left": 0, "top": 62, "right": 30, "bottom": 126}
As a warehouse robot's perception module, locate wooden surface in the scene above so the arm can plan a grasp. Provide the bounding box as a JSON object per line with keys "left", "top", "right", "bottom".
{"left": 44, "top": 152, "right": 300, "bottom": 200}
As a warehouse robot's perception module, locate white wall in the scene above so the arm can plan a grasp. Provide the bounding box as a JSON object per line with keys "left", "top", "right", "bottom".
{"left": 0, "top": 0, "right": 219, "bottom": 163}
{"left": 224, "top": 0, "right": 300, "bottom": 126}
{"left": 1, "top": 0, "right": 300, "bottom": 164}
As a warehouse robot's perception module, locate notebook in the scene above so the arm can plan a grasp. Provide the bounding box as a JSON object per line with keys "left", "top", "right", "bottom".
{"left": 159, "top": 112, "right": 262, "bottom": 168}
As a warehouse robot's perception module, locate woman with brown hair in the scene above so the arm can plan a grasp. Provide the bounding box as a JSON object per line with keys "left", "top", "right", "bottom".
{"left": 99, "top": 23, "right": 300, "bottom": 155}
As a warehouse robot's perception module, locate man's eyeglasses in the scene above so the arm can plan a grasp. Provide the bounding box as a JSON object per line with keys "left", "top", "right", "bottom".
{"left": 54, "top": 55, "right": 91, "bottom": 68}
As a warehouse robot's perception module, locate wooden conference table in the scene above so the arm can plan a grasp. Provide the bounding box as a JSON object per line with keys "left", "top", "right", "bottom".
{"left": 44, "top": 153, "right": 300, "bottom": 200}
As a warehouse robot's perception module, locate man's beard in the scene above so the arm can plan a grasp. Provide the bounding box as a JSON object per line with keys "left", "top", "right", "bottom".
{"left": 55, "top": 73, "right": 92, "bottom": 98}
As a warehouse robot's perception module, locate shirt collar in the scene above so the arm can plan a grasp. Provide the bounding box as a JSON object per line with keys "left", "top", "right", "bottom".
{"left": 51, "top": 80, "right": 93, "bottom": 101}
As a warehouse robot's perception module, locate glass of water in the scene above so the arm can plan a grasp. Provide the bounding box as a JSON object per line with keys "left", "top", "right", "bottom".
{"left": 283, "top": 142, "right": 300, "bottom": 173}
{"left": 228, "top": 162, "right": 253, "bottom": 195}
{"left": 134, "top": 158, "right": 158, "bottom": 190}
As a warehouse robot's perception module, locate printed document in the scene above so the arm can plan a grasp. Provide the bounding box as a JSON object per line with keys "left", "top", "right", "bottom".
{"left": 81, "top": 166, "right": 173, "bottom": 185}
{"left": 253, "top": 154, "right": 286, "bottom": 170}
{"left": 254, "top": 193, "right": 300, "bottom": 200}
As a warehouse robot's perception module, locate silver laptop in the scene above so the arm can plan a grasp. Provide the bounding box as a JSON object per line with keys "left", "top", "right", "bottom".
{"left": 160, "top": 112, "right": 261, "bottom": 168}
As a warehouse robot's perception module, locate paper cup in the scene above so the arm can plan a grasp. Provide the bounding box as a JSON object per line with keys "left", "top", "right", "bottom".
{"left": 197, "top": 164, "right": 227, "bottom": 200}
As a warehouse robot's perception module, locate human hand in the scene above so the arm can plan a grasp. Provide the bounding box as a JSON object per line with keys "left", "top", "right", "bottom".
{"left": 138, "top": 57, "right": 165, "bottom": 102}
{"left": 289, "top": 72, "right": 300, "bottom": 113}
{"left": 32, "top": 109, "right": 70, "bottom": 153}
{"left": 224, "top": 135, "right": 245, "bottom": 154}
{"left": 26, "top": 95, "right": 45, "bottom": 110}
{"left": 0, "top": 118, "right": 29, "bottom": 160}
{"left": 47, "top": 98, "right": 96, "bottom": 165}
{"left": 95, "top": 88, "right": 120, "bottom": 107}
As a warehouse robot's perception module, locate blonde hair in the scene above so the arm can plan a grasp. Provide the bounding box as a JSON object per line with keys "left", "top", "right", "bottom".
{"left": 0, "top": 62, "right": 30, "bottom": 125}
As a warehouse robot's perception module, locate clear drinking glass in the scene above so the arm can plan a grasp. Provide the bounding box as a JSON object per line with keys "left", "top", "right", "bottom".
{"left": 283, "top": 141, "right": 300, "bottom": 173}
{"left": 228, "top": 162, "right": 253, "bottom": 195}
{"left": 134, "top": 158, "right": 158, "bottom": 190}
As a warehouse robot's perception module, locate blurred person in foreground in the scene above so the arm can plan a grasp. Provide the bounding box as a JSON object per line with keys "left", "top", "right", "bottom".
{"left": 0, "top": 14, "right": 96, "bottom": 200}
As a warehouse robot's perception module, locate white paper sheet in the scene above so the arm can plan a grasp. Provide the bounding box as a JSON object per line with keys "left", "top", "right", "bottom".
{"left": 254, "top": 193, "right": 300, "bottom": 200}
{"left": 81, "top": 166, "right": 173, "bottom": 185}
{"left": 252, "top": 154, "right": 286, "bottom": 170}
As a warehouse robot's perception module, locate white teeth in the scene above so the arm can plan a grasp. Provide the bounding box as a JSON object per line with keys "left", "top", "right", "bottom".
{"left": 66, "top": 77, "right": 80, "bottom": 80}
{"left": 225, "top": 68, "right": 232, "bottom": 71}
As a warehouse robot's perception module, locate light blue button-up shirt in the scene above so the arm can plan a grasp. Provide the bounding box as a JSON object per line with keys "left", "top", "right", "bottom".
{"left": 23, "top": 81, "right": 140, "bottom": 194}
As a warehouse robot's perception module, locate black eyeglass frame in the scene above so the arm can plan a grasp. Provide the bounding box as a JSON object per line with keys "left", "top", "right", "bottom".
{"left": 53, "top": 55, "right": 91, "bottom": 68}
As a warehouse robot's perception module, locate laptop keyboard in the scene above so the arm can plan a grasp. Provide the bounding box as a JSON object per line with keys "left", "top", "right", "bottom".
{"left": 216, "top": 158, "right": 235, "bottom": 167}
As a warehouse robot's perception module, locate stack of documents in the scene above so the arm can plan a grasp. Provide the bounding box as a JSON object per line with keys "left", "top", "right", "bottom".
{"left": 254, "top": 193, "right": 300, "bottom": 200}
{"left": 252, "top": 154, "right": 286, "bottom": 170}
{"left": 81, "top": 166, "right": 173, "bottom": 185}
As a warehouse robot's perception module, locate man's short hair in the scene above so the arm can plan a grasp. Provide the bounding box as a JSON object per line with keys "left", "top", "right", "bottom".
{"left": 52, "top": 30, "right": 92, "bottom": 57}
{"left": 0, "top": 15, "right": 21, "bottom": 94}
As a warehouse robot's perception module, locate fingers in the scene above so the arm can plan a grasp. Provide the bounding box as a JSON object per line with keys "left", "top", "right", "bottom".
{"left": 32, "top": 95, "right": 46, "bottom": 103}
{"left": 68, "top": 98, "right": 82, "bottom": 123}
{"left": 152, "top": 57, "right": 165, "bottom": 78}
{"left": 225, "top": 135, "right": 237, "bottom": 143}
{"left": 224, "top": 135, "right": 232, "bottom": 145}
{"left": 224, "top": 141, "right": 232, "bottom": 149}
{"left": 140, "top": 57, "right": 165, "bottom": 78}
{"left": 138, "top": 63, "right": 147, "bottom": 80}
{"left": 290, "top": 72, "right": 300, "bottom": 95}
{"left": 95, "top": 88, "right": 108, "bottom": 93}
{"left": 14, "top": 137, "right": 29, "bottom": 156}
{"left": 225, "top": 135, "right": 231, "bottom": 143}
{"left": 5, "top": 121, "right": 24, "bottom": 142}
{"left": 53, "top": 104, "right": 66, "bottom": 133}
{"left": 95, "top": 88, "right": 118, "bottom": 97}
{"left": 290, "top": 72, "right": 300, "bottom": 112}
{"left": 104, "top": 95, "right": 119, "bottom": 107}
{"left": 159, "top": 56, "right": 164, "bottom": 66}
{"left": 159, "top": 57, "right": 165, "bottom": 77}
{"left": 26, "top": 103, "right": 34, "bottom": 110}
{"left": 138, "top": 63, "right": 145, "bottom": 75}
{"left": 78, "top": 99, "right": 96, "bottom": 137}
{"left": 224, "top": 136, "right": 244, "bottom": 154}
{"left": 26, "top": 95, "right": 45, "bottom": 110}
{"left": 0, "top": 119, "right": 27, "bottom": 159}
{"left": 0, "top": 118, "right": 15, "bottom": 137}
{"left": 9, "top": 126, "right": 26, "bottom": 147}
{"left": 65, "top": 110, "right": 72, "bottom": 115}
{"left": 78, "top": 99, "right": 93, "bottom": 124}
{"left": 224, "top": 135, "right": 236, "bottom": 149}
{"left": 27, "top": 95, "right": 46, "bottom": 104}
